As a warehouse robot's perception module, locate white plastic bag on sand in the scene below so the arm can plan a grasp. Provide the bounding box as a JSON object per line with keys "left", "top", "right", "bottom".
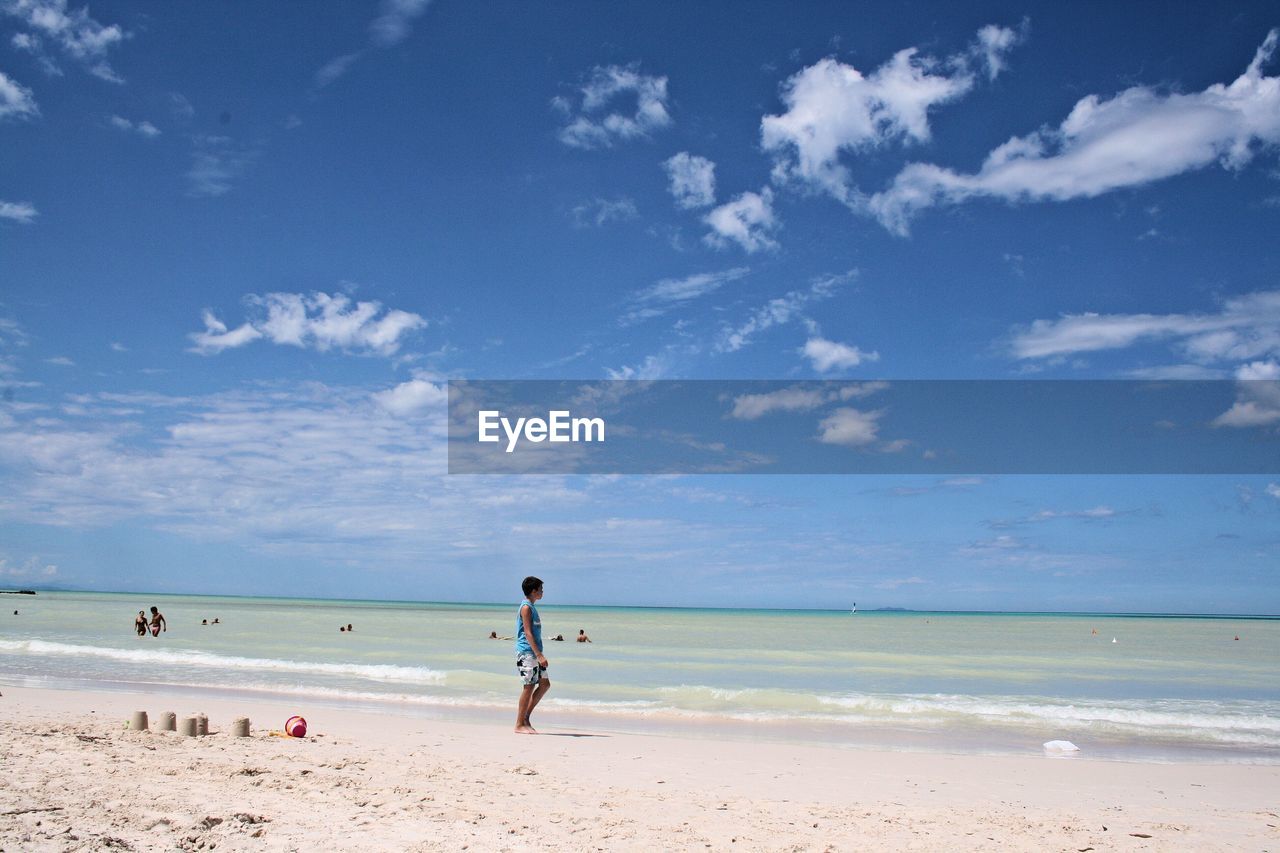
{"left": 1043, "top": 740, "right": 1080, "bottom": 753}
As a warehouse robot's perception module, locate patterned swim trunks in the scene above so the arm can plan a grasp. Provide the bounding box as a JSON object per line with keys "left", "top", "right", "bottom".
{"left": 516, "top": 653, "right": 545, "bottom": 686}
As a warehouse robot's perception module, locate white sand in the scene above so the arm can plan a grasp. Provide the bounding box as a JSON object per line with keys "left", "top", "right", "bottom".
{"left": 1, "top": 685, "right": 1277, "bottom": 851}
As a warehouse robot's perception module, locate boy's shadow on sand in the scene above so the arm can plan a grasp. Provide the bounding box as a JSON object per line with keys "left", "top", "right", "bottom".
{"left": 539, "top": 732, "right": 609, "bottom": 738}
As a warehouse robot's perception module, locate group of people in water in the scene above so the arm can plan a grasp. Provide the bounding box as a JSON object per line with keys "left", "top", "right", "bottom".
{"left": 133, "top": 608, "right": 228, "bottom": 635}
{"left": 133, "top": 606, "right": 166, "bottom": 637}
{"left": 490, "top": 628, "right": 591, "bottom": 643}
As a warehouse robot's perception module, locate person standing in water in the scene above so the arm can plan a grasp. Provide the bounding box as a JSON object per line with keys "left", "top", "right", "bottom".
{"left": 148, "top": 606, "right": 166, "bottom": 637}
{"left": 514, "top": 576, "right": 549, "bottom": 734}
{"left": 134, "top": 610, "right": 147, "bottom": 637}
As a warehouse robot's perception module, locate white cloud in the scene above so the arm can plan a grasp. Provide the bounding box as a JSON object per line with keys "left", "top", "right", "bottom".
{"left": 557, "top": 63, "right": 672, "bottom": 149}
{"left": 703, "top": 188, "right": 779, "bottom": 253}
{"left": 186, "top": 135, "right": 257, "bottom": 197}
{"left": 0, "top": 200, "right": 38, "bottom": 223}
{"left": 1267, "top": 483, "right": 1280, "bottom": 499}
{"left": 621, "top": 267, "right": 749, "bottom": 326}
{"left": 802, "top": 336, "right": 879, "bottom": 372}
{"left": 604, "top": 351, "right": 676, "bottom": 380}
{"left": 728, "top": 380, "right": 888, "bottom": 420}
{"left": 1009, "top": 290, "right": 1280, "bottom": 366}
{"left": 373, "top": 377, "right": 447, "bottom": 416}
{"left": 664, "top": 152, "right": 716, "bottom": 209}
{"left": 169, "top": 92, "right": 194, "bottom": 120}
{"left": 1, "top": 0, "right": 128, "bottom": 82}
{"left": 571, "top": 196, "right": 639, "bottom": 228}
{"left": 991, "top": 506, "right": 1119, "bottom": 527}
{"left": 762, "top": 25, "right": 1019, "bottom": 205}
{"left": 189, "top": 292, "right": 426, "bottom": 357}
{"left": 973, "top": 23, "right": 1021, "bottom": 81}
{"left": 869, "top": 29, "right": 1280, "bottom": 234}
{"left": 715, "top": 270, "right": 850, "bottom": 353}
{"left": 109, "top": 115, "right": 159, "bottom": 137}
{"left": 1237, "top": 360, "right": 1280, "bottom": 380}
{"left": 315, "top": 52, "right": 361, "bottom": 89}
{"left": 369, "top": 0, "right": 432, "bottom": 47}
{"left": 730, "top": 387, "right": 827, "bottom": 420}
{"left": 0, "top": 554, "right": 57, "bottom": 578}
{"left": 1211, "top": 378, "right": 1280, "bottom": 428}
{"left": 189, "top": 310, "right": 262, "bottom": 354}
{"left": 1124, "top": 364, "right": 1227, "bottom": 380}
{"left": 0, "top": 69, "right": 38, "bottom": 120}
{"left": 0, "top": 384, "right": 697, "bottom": 586}
{"left": 816, "top": 406, "right": 882, "bottom": 446}
{"left": 1044, "top": 506, "right": 1113, "bottom": 520}
{"left": 314, "top": 0, "right": 432, "bottom": 89}
{"left": 45, "top": 356, "right": 73, "bottom": 366}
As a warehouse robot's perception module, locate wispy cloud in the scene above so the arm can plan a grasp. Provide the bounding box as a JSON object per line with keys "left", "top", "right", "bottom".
{"left": 604, "top": 350, "right": 680, "bottom": 380}
{"left": 728, "top": 381, "right": 887, "bottom": 420}
{"left": 621, "top": 267, "right": 749, "bottom": 325}
{"left": 186, "top": 134, "right": 258, "bottom": 197}
{"left": 556, "top": 63, "right": 672, "bottom": 149}
{"left": 312, "top": 0, "right": 432, "bottom": 91}
{"left": 704, "top": 188, "right": 779, "bottom": 253}
{"left": 189, "top": 292, "right": 427, "bottom": 357}
{"left": 989, "top": 505, "right": 1122, "bottom": 529}
{"left": 0, "top": 553, "right": 57, "bottom": 578}
{"left": 869, "top": 29, "right": 1280, "bottom": 234}
{"left": 664, "top": 152, "right": 716, "bottom": 209}
{"left": 314, "top": 52, "right": 361, "bottom": 89}
{"left": 0, "top": 315, "right": 29, "bottom": 379}
{"left": 571, "top": 196, "right": 639, "bottom": 228}
{"left": 169, "top": 92, "right": 195, "bottom": 120}
{"left": 369, "top": 0, "right": 432, "bottom": 47}
{"left": 109, "top": 114, "right": 159, "bottom": 137}
{"left": 715, "top": 270, "right": 852, "bottom": 353}
{"left": 1, "top": 0, "right": 128, "bottom": 83}
{"left": 0, "top": 200, "right": 38, "bottom": 223}
{"left": 0, "top": 69, "right": 38, "bottom": 120}
{"left": 1008, "top": 290, "right": 1280, "bottom": 368}
{"left": 762, "top": 24, "right": 1020, "bottom": 206}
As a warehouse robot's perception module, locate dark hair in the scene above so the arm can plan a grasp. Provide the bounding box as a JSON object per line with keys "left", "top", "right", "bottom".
{"left": 522, "top": 576, "right": 543, "bottom": 596}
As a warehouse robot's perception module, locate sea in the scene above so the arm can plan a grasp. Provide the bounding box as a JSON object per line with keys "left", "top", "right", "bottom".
{"left": 2, "top": 591, "right": 1278, "bottom": 763}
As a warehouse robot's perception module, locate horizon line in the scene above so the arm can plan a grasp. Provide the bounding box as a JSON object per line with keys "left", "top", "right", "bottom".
{"left": 12, "top": 586, "right": 1280, "bottom": 620}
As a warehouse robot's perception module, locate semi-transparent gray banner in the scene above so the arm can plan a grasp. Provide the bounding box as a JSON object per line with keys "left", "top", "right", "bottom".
{"left": 447, "top": 380, "right": 1280, "bottom": 474}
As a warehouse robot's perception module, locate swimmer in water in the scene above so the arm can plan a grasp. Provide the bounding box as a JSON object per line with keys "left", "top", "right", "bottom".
{"left": 148, "top": 606, "right": 166, "bottom": 637}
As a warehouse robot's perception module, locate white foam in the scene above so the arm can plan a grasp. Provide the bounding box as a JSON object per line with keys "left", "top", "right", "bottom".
{"left": 0, "top": 639, "right": 446, "bottom": 685}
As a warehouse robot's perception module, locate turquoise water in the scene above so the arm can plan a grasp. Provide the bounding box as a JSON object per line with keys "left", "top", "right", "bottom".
{"left": 2, "top": 591, "right": 1278, "bottom": 761}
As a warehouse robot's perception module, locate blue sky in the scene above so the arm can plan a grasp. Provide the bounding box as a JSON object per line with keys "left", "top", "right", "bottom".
{"left": 1, "top": 0, "right": 1278, "bottom": 612}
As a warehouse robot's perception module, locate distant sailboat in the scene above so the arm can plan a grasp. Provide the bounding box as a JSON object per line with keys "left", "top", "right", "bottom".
{"left": 850, "top": 602, "right": 857, "bottom": 614}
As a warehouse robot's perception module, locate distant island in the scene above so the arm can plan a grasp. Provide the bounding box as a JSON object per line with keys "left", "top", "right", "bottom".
{"left": 870, "top": 607, "right": 912, "bottom": 612}
{"left": 0, "top": 590, "right": 37, "bottom": 595}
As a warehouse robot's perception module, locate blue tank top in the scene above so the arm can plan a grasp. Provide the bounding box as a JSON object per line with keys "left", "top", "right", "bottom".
{"left": 515, "top": 599, "right": 541, "bottom": 656}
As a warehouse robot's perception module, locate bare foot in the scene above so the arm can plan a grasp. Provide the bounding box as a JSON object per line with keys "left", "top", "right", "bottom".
{"left": 514, "top": 724, "right": 537, "bottom": 734}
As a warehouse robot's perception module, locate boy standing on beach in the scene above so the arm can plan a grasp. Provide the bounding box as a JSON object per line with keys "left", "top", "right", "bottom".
{"left": 514, "top": 576, "right": 549, "bottom": 734}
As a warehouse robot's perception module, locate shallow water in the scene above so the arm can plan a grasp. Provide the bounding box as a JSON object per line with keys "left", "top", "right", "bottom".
{"left": 2, "top": 591, "right": 1277, "bottom": 761}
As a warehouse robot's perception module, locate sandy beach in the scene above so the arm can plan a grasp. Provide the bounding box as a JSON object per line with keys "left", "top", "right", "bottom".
{"left": 2, "top": 686, "right": 1277, "bottom": 851}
